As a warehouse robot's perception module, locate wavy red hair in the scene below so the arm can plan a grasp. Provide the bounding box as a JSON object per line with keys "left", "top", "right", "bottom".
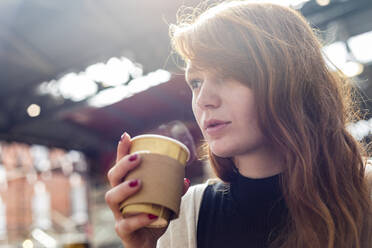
{"left": 170, "top": 1, "right": 372, "bottom": 247}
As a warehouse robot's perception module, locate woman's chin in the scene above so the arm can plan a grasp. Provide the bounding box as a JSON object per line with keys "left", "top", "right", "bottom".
{"left": 209, "top": 146, "right": 234, "bottom": 158}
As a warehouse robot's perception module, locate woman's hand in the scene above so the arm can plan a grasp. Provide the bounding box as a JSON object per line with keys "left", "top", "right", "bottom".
{"left": 105, "top": 132, "right": 191, "bottom": 248}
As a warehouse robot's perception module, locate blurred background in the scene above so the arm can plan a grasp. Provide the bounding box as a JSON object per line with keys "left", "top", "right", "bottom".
{"left": 0, "top": 0, "right": 371, "bottom": 247}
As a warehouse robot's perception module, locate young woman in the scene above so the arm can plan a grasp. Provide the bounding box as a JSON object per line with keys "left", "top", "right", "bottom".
{"left": 105, "top": 1, "right": 372, "bottom": 247}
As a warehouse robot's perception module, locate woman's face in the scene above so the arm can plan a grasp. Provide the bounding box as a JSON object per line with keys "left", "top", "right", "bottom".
{"left": 186, "top": 65, "right": 266, "bottom": 158}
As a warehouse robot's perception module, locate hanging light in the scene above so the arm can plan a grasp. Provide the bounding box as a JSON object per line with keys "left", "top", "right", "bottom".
{"left": 27, "top": 104, "right": 41, "bottom": 117}
{"left": 316, "top": 0, "right": 331, "bottom": 6}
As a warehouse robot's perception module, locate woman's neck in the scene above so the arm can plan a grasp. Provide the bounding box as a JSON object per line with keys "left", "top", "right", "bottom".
{"left": 233, "top": 145, "right": 284, "bottom": 179}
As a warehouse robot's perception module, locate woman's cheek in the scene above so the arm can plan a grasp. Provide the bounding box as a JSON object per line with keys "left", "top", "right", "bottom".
{"left": 192, "top": 101, "right": 202, "bottom": 130}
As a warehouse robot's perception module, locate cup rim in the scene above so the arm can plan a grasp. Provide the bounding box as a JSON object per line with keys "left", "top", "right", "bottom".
{"left": 131, "top": 134, "right": 190, "bottom": 161}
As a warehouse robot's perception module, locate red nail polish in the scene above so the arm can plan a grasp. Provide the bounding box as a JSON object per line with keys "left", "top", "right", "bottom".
{"left": 129, "top": 154, "right": 138, "bottom": 162}
{"left": 129, "top": 179, "right": 139, "bottom": 187}
{"left": 148, "top": 214, "right": 158, "bottom": 220}
{"left": 185, "top": 178, "right": 190, "bottom": 185}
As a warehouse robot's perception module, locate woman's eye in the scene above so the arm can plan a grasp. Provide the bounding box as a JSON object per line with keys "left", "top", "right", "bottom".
{"left": 189, "top": 79, "right": 202, "bottom": 89}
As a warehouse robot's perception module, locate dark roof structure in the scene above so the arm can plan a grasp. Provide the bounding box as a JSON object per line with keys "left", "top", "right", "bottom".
{"left": 0, "top": 0, "right": 371, "bottom": 177}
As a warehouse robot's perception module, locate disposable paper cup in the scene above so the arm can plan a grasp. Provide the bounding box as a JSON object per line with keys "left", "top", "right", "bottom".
{"left": 119, "top": 134, "right": 190, "bottom": 228}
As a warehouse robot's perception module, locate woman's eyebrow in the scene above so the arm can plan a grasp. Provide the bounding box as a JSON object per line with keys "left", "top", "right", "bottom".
{"left": 185, "top": 67, "right": 200, "bottom": 80}
{"left": 185, "top": 69, "right": 194, "bottom": 82}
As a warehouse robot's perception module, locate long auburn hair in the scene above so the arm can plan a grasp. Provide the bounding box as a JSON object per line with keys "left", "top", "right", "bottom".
{"left": 169, "top": 1, "right": 372, "bottom": 247}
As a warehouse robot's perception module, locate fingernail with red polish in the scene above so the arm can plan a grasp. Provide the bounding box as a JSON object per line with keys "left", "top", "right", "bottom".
{"left": 129, "top": 179, "right": 139, "bottom": 187}
{"left": 185, "top": 178, "right": 190, "bottom": 185}
{"left": 148, "top": 214, "right": 158, "bottom": 220}
{"left": 129, "top": 154, "right": 138, "bottom": 162}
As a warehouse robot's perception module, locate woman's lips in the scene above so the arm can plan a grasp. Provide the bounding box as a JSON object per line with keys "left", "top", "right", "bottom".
{"left": 205, "top": 122, "right": 231, "bottom": 135}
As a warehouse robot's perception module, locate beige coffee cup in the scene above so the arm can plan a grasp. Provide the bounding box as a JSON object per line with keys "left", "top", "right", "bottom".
{"left": 119, "top": 134, "right": 190, "bottom": 228}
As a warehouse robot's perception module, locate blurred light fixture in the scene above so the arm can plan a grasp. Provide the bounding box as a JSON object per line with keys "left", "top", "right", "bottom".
{"left": 322, "top": 41, "right": 364, "bottom": 77}
{"left": 87, "top": 86, "right": 132, "bottom": 108}
{"left": 26, "top": 171, "right": 38, "bottom": 184}
{"left": 30, "top": 145, "right": 51, "bottom": 172}
{"left": 58, "top": 72, "right": 98, "bottom": 101}
{"left": 105, "top": 57, "right": 130, "bottom": 86}
{"left": 85, "top": 57, "right": 142, "bottom": 87}
{"left": 342, "top": 40, "right": 364, "bottom": 77}
{"left": 339, "top": 61, "right": 364, "bottom": 78}
{"left": 66, "top": 150, "right": 87, "bottom": 172}
{"left": 32, "top": 181, "right": 52, "bottom": 230}
{"left": 27, "top": 104, "right": 41, "bottom": 117}
{"left": 69, "top": 172, "right": 83, "bottom": 187}
{"left": 36, "top": 56, "right": 145, "bottom": 103}
{"left": 0, "top": 196, "right": 6, "bottom": 240}
{"left": 323, "top": 41, "right": 347, "bottom": 70}
{"left": 85, "top": 63, "right": 106, "bottom": 84}
{"left": 37, "top": 80, "right": 58, "bottom": 96}
{"left": 88, "top": 69, "right": 171, "bottom": 108}
{"left": 347, "top": 119, "right": 371, "bottom": 141}
{"left": 316, "top": 0, "right": 330, "bottom": 6}
{"left": 0, "top": 167, "right": 7, "bottom": 191}
{"left": 70, "top": 173, "right": 88, "bottom": 225}
{"left": 31, "top": 228, "right": 57, "bottom": 248}
{"left": 22, "top": 239, "right": 34, "bottom": 248}
{"left": 348, "top": 30, "right": 372, "bottom": 64}
{"left": 126, "top": 69, "right": 170, "bottom": 93}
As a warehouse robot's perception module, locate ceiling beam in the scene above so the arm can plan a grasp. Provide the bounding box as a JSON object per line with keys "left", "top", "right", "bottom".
{"left": 306, "top": 0, "right": 372, "bottom": 29}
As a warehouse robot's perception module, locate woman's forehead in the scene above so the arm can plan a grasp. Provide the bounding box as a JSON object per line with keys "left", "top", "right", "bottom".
{"left": 185, "top": 64, "right": 198, "bottom": 74}
{"left": 185, "top": 63, "right": 202, "bottom": 76}
{"left": 186, "top": 64, "right": 228, "bottom": 82}
{"left": 186, "top": 61, "right": 212, "bottom": 74}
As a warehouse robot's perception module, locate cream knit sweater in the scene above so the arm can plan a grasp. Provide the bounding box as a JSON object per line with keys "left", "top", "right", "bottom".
{"left": 156, "top": 179, "right": 218, "bottom": 248}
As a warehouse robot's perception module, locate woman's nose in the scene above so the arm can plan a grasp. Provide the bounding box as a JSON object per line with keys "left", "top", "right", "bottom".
{"left": 195, "top": 81, "right": 221, "bottom": 109}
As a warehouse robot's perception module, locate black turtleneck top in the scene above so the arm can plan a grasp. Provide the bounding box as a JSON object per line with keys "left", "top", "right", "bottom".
{"left": 196, "top": 172, "right": 288, "bottom": 248}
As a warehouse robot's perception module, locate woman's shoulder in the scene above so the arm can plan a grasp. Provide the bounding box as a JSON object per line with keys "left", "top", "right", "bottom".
{"left": 185, "top": 178, "right": 227, "bottom": 197}
{"left": 181, "top": 178, "right": 222, "bottom": 203}
{"left": 157, "top": 179, "right": 221, "bottom": 248}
